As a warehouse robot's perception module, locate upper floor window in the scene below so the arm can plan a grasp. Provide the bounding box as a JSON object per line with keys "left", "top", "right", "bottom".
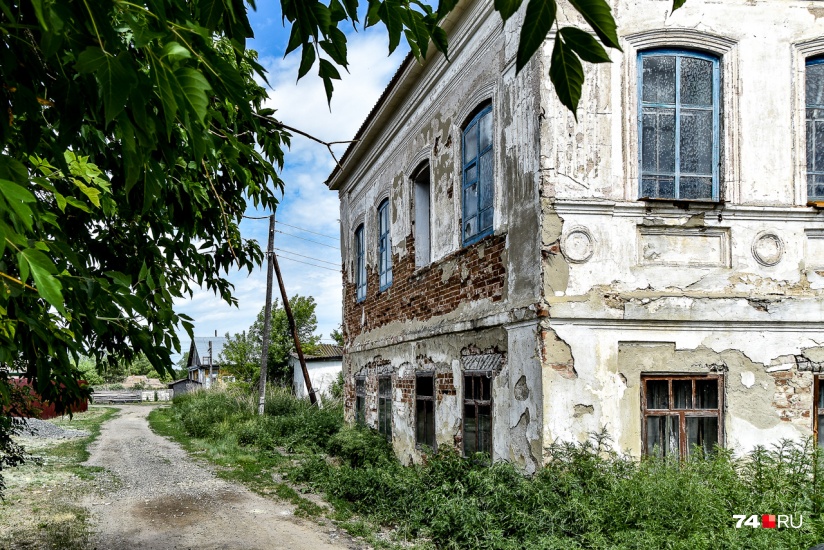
{"left": 378, "top": 199, "right": 392, "bottom": 290}
{"left": 413, "top": 162, "right": 431, "bottom": 267}
{"left": 807, "top": 58, "right": 824, "bottom": 202}
{"left": 639, "top": 50, "right": 720, "bottom": 201}
{"left": 462, "top": 104, "right": 493, "bottom": 245}
{"left": 355, "top": 224, "right": 366, "bottom": 302}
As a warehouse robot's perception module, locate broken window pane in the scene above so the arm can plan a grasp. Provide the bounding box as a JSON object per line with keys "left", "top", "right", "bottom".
{"left": 417, "top": 374, "right": 433, "bottom": 397}
{"left": 695, "top": 379, "right": 718, "bottom": 409}
{"left": 378, "top": 377, "right": 392, "bottom": 440}
{"left": 673, "top": 380, "right": 691, "bottom": 409}
{"left": 686, "top": 416, "right": 719, "bottom": 456}
{"left": 416, "top": 374, "right": 435, "bottom": 449}
{"left": 646, "top": 380, "right": 669, "bottom": 409}
{"left": 464, "top": 403, "right": 477, "bottom": 455}
{"left": 646, "top": 415, "right": 679, "bottom": 458}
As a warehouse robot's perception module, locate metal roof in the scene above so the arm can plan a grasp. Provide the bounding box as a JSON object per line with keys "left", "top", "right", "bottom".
{"left": 188, "top": 337, "right": 227, "bottom": 367}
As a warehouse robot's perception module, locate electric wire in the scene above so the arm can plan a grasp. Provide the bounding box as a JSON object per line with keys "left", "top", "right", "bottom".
{"left": 275, "top": 221, "right": 339, "bottom": 240}
{"left": 275, "top": 229, "right": 340, "bottom": 249}
{"left": 275, "top": 255, "right": 339, "bottom": 272}
{"left": 274, "top": 247, "right": 339, "bottom": 267}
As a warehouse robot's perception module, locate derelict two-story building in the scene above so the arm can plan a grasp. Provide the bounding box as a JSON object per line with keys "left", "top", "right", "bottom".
{"left": 326, "top": 0, "right": 824, "bottom": 472}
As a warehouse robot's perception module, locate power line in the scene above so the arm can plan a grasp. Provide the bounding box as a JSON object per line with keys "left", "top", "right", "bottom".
{"left": 275, "top": 247, "right": 339, "bottom": 267}
{"left": 275, "top": 229, "right": 340, "bottom": 250}
{"left": 275, "top": 254, "right": 340, "bottom": 272}
{"left": 276, "top": 221, "right": 339, "bottom": 241}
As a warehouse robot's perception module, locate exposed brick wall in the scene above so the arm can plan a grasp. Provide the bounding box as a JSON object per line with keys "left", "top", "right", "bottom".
{"left": 344, "top": 232, "right": 507, "bottom": 340}
{"left": 770, "top": 369, "right": 813, "bottom": 426}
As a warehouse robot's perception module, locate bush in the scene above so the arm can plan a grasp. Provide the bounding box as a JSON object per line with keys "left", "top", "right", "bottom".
{"left": 327, "top": 425, "right": 394, "bottom": 468}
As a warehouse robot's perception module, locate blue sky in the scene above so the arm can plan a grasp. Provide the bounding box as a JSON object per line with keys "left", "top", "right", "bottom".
{"left": 171, "top": 6, "right": 408, "bottom": 362}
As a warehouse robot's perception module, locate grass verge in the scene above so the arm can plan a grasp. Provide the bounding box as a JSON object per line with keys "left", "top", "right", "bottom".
{"left": 0, "top": 406, "right": 118, "bottom": 549}
{"left": 149, "top": 387, "right": 824, "bottom": 549}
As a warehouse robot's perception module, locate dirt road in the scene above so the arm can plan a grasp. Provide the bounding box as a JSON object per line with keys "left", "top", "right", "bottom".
{"left": 83, "top": 405, "right": 353, "bottom": 550}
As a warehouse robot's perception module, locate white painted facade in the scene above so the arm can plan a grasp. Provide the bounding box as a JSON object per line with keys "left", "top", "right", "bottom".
{"left": 291, "top": 357, "right": 342, "bottom": 399}
{"left": 329, "top": 0, "right": 824, "bottom": 468}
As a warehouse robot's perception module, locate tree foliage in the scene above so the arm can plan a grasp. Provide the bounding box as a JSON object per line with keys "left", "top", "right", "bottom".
{"left": 220, "top": 295, "right": 321, "bottom": 385}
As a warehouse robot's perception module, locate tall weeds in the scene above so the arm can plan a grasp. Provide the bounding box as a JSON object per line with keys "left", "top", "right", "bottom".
{"left": 168, "top": 388, "right": 824, "bottom": 549}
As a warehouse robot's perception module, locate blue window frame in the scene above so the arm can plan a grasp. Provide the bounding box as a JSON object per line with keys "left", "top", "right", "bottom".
{"left": 355, "top": 224, "right": 366, "bottom": 302}
{"left": 378, "top": 199, "right": 392, "bottom": 290}
{"left": 807, "top": 58, "right": 824, "bottom": 201}
{"left": 638, "top": 49, "right": 720, "bottom": 201}
{"left": 462, "top": 104, "right": 493, "bottom": 245}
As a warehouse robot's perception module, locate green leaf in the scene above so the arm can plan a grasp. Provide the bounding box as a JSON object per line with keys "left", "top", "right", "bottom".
{"left": 19, "top": 248, "right": 65, "bottom": 314}
{"left": 342, "top": 0, "right": 359, "bottom": 23}
{"left": 199, "top": 0, "right": 225, "bottom": 30}
{"left": 154, "top": 64, "right": 179, "bottom": 136}
{"left": 161, "top": 42, "right": 192, "bottom": 62}
{"left": 75, "top": 47, "right": 107, "bottom": 74}
{"left": 567, "top": 0, "right": 621, "bottom": 50}
{"left": 549, "top": 34, "right": 584, "bottom": 118}
{"left": 516, "top": 0, "right": 556, "bottom": 73}
{"left": 495, "top": 0, "right": 524, "bottom": 21}
{"left": 436, "top": 0, "right": 459, "bottom": 18}
{"left": 318, "top": 59, "right": 341, "bottom": 105}
{"left": 672, "top": 0, "right": 687, "bottom": 11}
{"left": 558, "top": 27, "right": 611, "bottom": 63}
{"left": 378, "top": 0, "right": 403, "bottom": 53}
{"left": 431, "top": 26, "right": 448, "bottom": 58}
{"left": 173, "top": 67, "right": 212, "bottom": 125}
{"left": 0, "top": 179, "right": 36, "bottom": 231}
{"left": 105, "top": 271, "right": 132, "bottom": 288}
{"left": 30, "top": 0, "right": 48, "bottom": 30}
{"left": 319, "top": 27, "right": 348, "bottom": 68}
{"left": 97, "top": 54, "right": 139, "bottom": 124}
{"left": 298, "top": 44, "right": 316, "bottom": 80}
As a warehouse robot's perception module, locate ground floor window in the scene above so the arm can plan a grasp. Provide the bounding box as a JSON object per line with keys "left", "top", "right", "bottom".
{"left": 355, "top": 376, "right": 366, "bottom": 425}
{"left": 378, "top": 376, "right": 392, "bottom": 440}
{"left": 815, "top": 376, "right": 824, "bottom": 447}
{"left": 416, "top": 373, "right": 435, "bottom": 449}
{"left": 641, "top": 374, "right": 723, "bottom": 458}
{"left": 463, "top": 373, "right": 492, "bottom": 456}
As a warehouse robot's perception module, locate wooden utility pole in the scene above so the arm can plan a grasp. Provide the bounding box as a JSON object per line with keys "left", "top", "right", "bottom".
{"left": 257, "top": 214, "right": 276, "bottom": 415}
{"left": 271, "top": 248, "right": 318, "bottom": 406}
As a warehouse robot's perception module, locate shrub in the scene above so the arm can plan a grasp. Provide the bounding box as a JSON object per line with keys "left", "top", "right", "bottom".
{"left": 327, "top": 425, "right": 394, "bottom": 468}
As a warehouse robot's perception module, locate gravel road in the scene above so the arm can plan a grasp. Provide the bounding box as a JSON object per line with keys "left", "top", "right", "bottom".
{"left": 83, "top": 405, "right": 354, "bottom": 550}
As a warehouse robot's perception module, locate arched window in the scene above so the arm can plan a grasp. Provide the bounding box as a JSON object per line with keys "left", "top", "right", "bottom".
{"left": 807, "top": 57, "right": 824, "bottom": 202}
{"left": 378, "top": 199, "right": 392, "bottom": 290}
{"left": 638, "top": 49, "right": 720, "bottom": 201}
{"left": 462, "top": 103, "right": 493, "bottom": 245}
{"left": 354, "top": 224, "right": 366, "bottom": 302}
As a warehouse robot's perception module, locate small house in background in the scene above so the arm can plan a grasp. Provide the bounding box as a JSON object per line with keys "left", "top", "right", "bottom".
{"left": 186, "top": 336, "right": 227, "bottom": 389}
{"left": 291, "top": 344, "right": 343, "bottom": 400}
{"left": 168, "top": 378, "right": 202, "bottom": 396}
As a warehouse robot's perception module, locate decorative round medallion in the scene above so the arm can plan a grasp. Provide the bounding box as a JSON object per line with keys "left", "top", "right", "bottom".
{"left": 751, "top": 231, "right": 784, "bottom": 267}
{"left": 561, "top": 226, "right": 595, "bottom": 264}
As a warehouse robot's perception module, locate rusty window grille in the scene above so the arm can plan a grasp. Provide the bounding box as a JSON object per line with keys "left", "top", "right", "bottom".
{"left": 416, "top": 373, "right": 435, "bottom": 449}
{"left": 355, "top": 376, "right": 366, "bottom": 425}
{"left": 814, "top": 376, "right": 824, "bottom": 447}
{"left": 463, "top": 373, "right": 492, "bottom": 456}
{"left": 641, "top": 374, "right": 723, "bottom": 459}
{"left": 378, "top": 376, "right": 392, "bottom": 440}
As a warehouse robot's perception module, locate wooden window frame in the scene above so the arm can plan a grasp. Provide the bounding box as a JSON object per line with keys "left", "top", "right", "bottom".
{"left": 815, "top": 375, "right": 824, "bottom": 447}
{"left": 461, "top": 104, "right": 494, "bottom": 246}
{"left": 640, "top": 373, "right": 724, "bottom": 459}
{"left": 354, "top": 224, "right": 366, "bottom": 302}
{"left": 638, "top": 49, "right": 721, "bottom": 202}
{"left": 463, "top": 372, "right": 493, "bottom": 457}
{"left": 377, "top": 375, "right": 392, "bottom": 440}
{"left": 806, "top": 57, "right": 824, "bottom": 202}
{"left": 377, "top": 199, "right": 392, "bottom": 291}
{"left": 415, "top": 373, "right": 436, "bottom": 450}
{"left": 354, "top": 376, "right": 366, "bottom": 425}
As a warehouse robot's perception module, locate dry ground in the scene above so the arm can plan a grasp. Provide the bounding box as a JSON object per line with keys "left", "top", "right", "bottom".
{"left": 83, "top": 404, "right": 354, "bottom": 550}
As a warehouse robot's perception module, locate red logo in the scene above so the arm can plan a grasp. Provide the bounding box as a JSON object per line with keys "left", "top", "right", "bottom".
{"left": 762, "top": 515, "right": 777, "bottom": 529}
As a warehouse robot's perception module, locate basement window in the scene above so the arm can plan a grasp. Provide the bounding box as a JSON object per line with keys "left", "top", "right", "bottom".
{"left": 416, "top": 373, "right": 435, "bottom": 449}
{"left": 463, "top": 373, "right": 492, "bottom": 456}
{"left": 641, "top": 374, "right": 723, "bottom": 458}
{"left": 355, "top": 376, "right": 366, "bottom": 425}
{"left": 378, "top": 375, "right": 392, "bottom": 440}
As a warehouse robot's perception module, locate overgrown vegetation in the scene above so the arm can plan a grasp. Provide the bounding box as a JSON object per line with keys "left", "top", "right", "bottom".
{"left": 154, "top": 388, "right": 824, "bottom": 549}
{"left": 0, "top": 407, "right": 118, "bottom": 549}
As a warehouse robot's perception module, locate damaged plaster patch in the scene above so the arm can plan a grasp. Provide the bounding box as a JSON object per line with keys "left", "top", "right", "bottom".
{"left": 741, "top": 371, "right": 755, "bottom": 388}
{"left": 541, "top": 327, "right": 577, "bottom": 379}
{"left": 510, "top": 407, "right": 539, "bottom": 472}
{"left": 514, "top": 375, "right": 529, "bottom": 401}
{"left": 573, "top": 404, "right": 594, "bottom": 418}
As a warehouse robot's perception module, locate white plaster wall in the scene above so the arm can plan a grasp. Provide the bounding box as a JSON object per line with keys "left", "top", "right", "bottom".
{"left": 292, "top": 359, "right": 342, "bottom": 399}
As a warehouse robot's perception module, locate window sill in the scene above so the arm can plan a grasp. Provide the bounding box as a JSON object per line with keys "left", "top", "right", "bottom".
{"left": 638, "top": 197, "right": 723, "bottom": 210}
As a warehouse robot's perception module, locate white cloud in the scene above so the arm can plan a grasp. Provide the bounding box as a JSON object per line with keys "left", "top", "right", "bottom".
{"left": 172, "top": 28, "right": 401, "bottom": 362}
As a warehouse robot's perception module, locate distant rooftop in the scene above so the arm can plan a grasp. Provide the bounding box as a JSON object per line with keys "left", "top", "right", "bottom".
{"left": 296, "top": 344, "right": 343, "bottom": 361}
{"left": 189, "top": 336, "right": 227, "bottom": 367}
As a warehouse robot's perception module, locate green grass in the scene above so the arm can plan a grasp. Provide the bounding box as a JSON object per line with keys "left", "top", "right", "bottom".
{"left": 0, "top": 406, "right": 119, "bottom": 549}
{"left": 150, "top": 387, "right": 824, "bottom": 549}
